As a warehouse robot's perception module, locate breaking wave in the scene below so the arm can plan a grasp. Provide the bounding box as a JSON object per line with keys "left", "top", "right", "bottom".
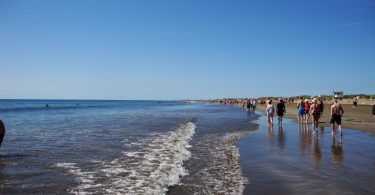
{"left": 54, "top": 122, "right": 196, "bottom": 194}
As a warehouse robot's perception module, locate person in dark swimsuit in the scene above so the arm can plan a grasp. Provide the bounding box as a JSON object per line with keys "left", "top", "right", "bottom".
{"left": 276, "top": 98, "right": 286, "bottom": 126}
{"left": 318, "top": 99, "right": 324, "bottom": 117}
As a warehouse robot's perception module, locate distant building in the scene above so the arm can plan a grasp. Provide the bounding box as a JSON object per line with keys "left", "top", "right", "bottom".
{"left": 333, "top": 91, "right": 344, "bottom": 100}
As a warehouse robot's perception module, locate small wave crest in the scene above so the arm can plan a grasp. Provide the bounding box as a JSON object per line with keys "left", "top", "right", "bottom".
{"left": 54, "top": 122, "right": 196, "bottom": 194}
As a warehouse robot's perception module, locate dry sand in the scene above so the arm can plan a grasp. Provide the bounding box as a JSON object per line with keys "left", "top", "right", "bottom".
{"left": 257, "top": 103, "right": 375, "bottom": 133}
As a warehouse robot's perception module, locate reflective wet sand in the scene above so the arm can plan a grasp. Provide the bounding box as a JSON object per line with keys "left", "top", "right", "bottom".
{"left": 238, "top": 111, "right": 375, "bottom": 194}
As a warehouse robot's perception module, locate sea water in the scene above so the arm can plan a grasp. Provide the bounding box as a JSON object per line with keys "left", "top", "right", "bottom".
{"left": 0, "top": 100, "right": 258, "bottom": 194}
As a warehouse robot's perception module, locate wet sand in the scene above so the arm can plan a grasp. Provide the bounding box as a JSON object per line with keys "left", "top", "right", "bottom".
{"left": 257, "top": 103, "right": 375, "bottom": 133}
{"left": 238, "top": 112, "right": 375, "bottom": 194}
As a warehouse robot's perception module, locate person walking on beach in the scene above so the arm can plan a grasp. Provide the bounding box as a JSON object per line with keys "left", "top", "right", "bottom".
{"left": 331, "top": 134, "right": 343, "bottom": 165}
{"left": 276, "top": 98, "right": 286, "bottom": 126}
{"left": 318, "top": 99, "right": 324, "bottom": 117}
{"left": 241, "top": 100, "right": 246, "bottom": 110}
{"left": 0, "top": 120, "right": 5, "bottom": 147}
{"left": 330, "top": 99, "right": 344, "bottom": 135}
{"left": 297, "top": 97, "right": 305, "bottom": 123}
{"left": 246, "top": 99, "right": 251, "bottom": 111}
{"left": 304, "top": 99, "right": 311, "bottom": 124}
{"left": 352, "top": 96, "right": 358, "bottom": 110}
{"left": 309, "top": 98, "right": 320, "bottom": 132}
{"left": 252, "top": 100, "right": 256, "bottom": 110}
{"left": 266, "top": 100, "right": 275, "bottom": 125}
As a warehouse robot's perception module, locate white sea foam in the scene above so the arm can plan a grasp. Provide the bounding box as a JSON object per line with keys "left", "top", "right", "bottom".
{"left": 175, "top": 131, "right": 252, "bottom": 195}
{"left": 54, "top": 122, "right": 196, "bottom": 195}
{"left": 201, "top": 133, "right": 248, "bottom": 195}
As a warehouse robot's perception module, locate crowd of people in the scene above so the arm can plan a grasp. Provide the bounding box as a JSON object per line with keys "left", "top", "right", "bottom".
{"left": 214, "top": 96, "right": 354, "bottom": 135}
{"left": 264, "top": 97, "right": 345, "bottom": 134}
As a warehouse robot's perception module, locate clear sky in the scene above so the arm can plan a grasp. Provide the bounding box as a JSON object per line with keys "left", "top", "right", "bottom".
{"left": 1, "top": 0, "right": 374, "bottom": 100}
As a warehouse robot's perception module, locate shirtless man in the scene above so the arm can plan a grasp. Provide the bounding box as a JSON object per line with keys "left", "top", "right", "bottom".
{"left": 309, "top": 98, "right": 320, "bottom": 132}
{"left": 352, "top": 96, "right": 358, "bottom": 110}
{"left": 330, "top": 99, "right": 344, "bottom": 135}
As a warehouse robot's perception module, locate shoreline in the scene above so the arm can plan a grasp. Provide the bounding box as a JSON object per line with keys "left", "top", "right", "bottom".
{"left": 255, "top": 103, "right": 375, "bottom": 134}
{"left": 236, "top": 111, "right": 375, "bottom": 194}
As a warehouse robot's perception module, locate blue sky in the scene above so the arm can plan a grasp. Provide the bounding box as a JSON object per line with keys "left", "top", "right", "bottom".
{"left": 1, "top": 0, "right": 374, "bottom": 100}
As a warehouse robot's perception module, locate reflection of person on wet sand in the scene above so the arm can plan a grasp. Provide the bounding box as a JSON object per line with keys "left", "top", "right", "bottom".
{"left": 331, "top": 135, "right": 343, "bottom": 165}
{"left": 277, "top": 126, "right": 285, "bottom": 151}
{"left": 267, "top": 125, "right": 274, "bottom": 148}
{"left": 312, "top": 133, "right": 321, "bottom": 169}
{"left": 0, "top": 120, "right": 5, "bottom": 147}
{"left": 299, "top": 124, "right": 311, "bottom": 153}
{"left": 319, "top": 126, "right": 325, "bottom": 135}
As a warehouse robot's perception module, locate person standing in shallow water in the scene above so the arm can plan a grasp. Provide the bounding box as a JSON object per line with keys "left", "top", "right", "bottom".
{"left": 318, "top": 99, "right": 324, "bottom": 118}
{"left": 0, "top": 120, "right": 5, "bottom": 147}
{"left": 266, "top": 100, "right": 275, "bottom": 125}
{"left": 276, "top": 98, "right": 286, "bottom": 126}
{"left": 304, "top": 99, "right": 311, "bottom": 124}
{"left": 309, "top": 98, "right": 320, "bottom": 132}
{"left": 330, "top": 99, "right": 344, "bottom": 135}
{"left": 297, "top": 97, "right": 305, "bottom": 123}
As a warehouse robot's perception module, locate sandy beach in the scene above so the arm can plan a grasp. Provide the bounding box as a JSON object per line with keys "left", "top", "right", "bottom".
{"left": 257, "top": 103, "right": 375, "bottom": 133}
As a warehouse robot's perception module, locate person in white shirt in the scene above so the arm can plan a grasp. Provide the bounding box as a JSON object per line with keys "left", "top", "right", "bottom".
{"left": 266, "top": 100, "right": 275, "bottom": 125}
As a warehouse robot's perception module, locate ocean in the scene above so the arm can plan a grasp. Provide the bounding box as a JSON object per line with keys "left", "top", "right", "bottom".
{"left": 0, "top": 100, "right": 258, "bottom": 194}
